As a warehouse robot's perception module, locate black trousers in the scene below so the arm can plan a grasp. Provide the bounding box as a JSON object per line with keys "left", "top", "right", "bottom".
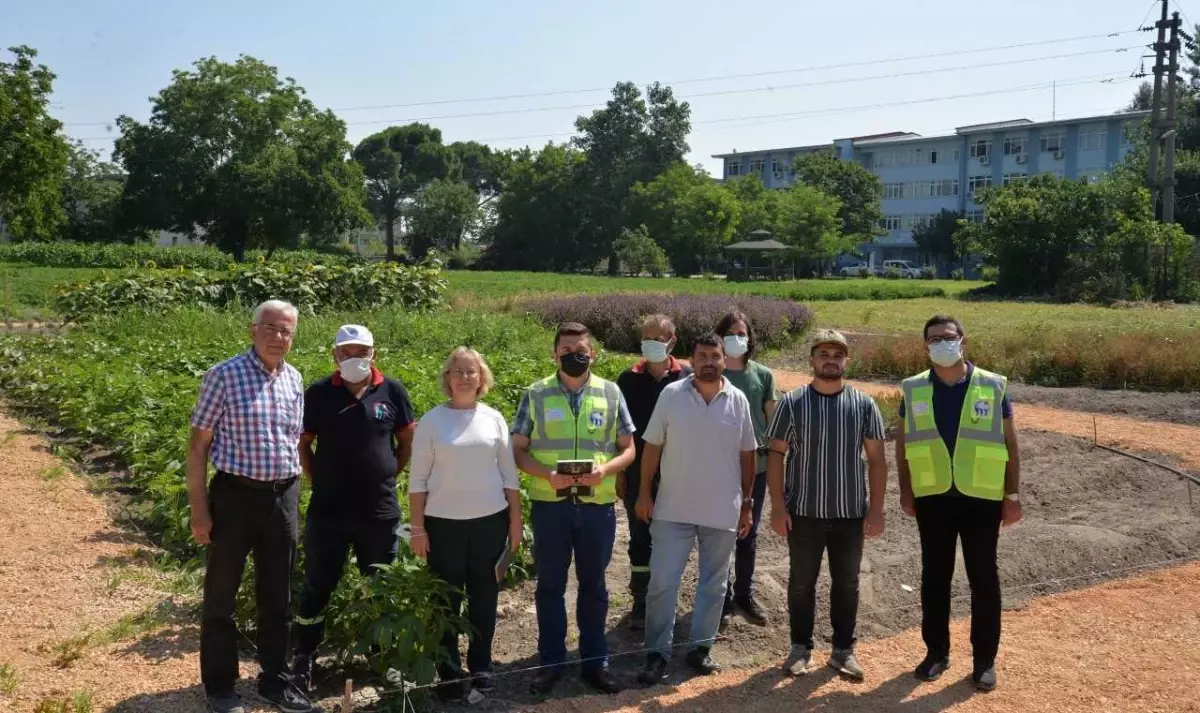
{"left": 786, "top": 515, "right": 864, "bottom": 650}
{"left": 200, "top": 473, "right": 300, "bottom": 696}
{"left": 294, "top": 515, "right": 400, "bottom": 658}
{"left": 426, "top": 509, "right": 509, "bottom": 679}
{"left": 622, "top": 466, "right": 657, "bottom": 600}
{"left": 914, "top": 495, "right": 1003, "bottom": 669}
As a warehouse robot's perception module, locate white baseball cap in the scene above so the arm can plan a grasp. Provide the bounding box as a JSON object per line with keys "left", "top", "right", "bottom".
{"left": 335, "top": 324, "right": 374, "bottom": 348}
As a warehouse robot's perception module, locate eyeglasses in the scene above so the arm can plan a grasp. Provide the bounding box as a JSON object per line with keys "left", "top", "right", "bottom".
{"left": 925, "top": 336, "right": 962, "bottom": 345}
{"left": 256, "top": 324, "right": 295, "bottom": 340}
{"left": 450, "top": 369, "right": 480, "bottom": 379}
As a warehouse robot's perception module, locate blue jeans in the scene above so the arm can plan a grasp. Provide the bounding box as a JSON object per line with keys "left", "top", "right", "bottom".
{"left": 726, "top": 471, "right": 768, "bottom": 605}
{"left": 645, "top": 519, "right": 737, "bottom": 659}
{"left": 531, "top": 500, "right": 616, "bottom": 674}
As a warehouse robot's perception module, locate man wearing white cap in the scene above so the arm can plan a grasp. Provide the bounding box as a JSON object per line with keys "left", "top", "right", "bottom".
{"left": 291, "top": 324, "right": 416, "bottom": 693}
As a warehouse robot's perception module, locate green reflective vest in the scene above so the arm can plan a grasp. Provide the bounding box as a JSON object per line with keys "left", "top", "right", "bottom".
{"left": 523, "top": 373, "right": 621, "bottom": 504}
{"left": 901, "top": 366, "right": 1010, "bottom": 501}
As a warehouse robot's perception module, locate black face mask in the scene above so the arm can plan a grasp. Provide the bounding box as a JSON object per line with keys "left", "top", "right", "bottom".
{"left": 560, "top": 352, "right": 591, "bottom": 378}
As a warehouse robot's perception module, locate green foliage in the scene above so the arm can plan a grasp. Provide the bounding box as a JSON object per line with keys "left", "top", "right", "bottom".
{"left": 0, "top": 46, "right": 70, "bottom": 241}
{"left": 55, "top": 260, "right": 447, "bottom": 322}
{"left": 792, "top": 151, "right": 885, "bottom": 241}
{"left": 628, "top": 163, "right": 740, "bottom": 276}
{"left": 354, "top": 123, "right": 450, "bottom": 261}
{"left": 726, "top": 174, "right": 780, "bottom": 238}
{"left": 0, "top": 241, "right": 361, "bottom": 269}
{"left": 614, "top": 225, "right": 669, "bottom": 277}
{"left": 59, "top": 142, "right": 130, "bottom": 243}
{"left": 911, "top": 209, "right": 965, "bottom": 267}
{"left": 406, "top": 178, "right": 480, "bottom": 258}
{"left": 0, "top": 663, "right": 17, "bottom": 695}
{"left": 950, "top": 268, "right": 965, "bottom": 281}
{"left": 773, "top": 184, "right": 846, "bottom": 267}
{"left": 114, "top": 55, "right": 370, "bottom": 262}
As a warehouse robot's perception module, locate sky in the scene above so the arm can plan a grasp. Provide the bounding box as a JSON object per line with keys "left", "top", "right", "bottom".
{"left": 4, "top": 0, "right": 1181, "bottom": 174}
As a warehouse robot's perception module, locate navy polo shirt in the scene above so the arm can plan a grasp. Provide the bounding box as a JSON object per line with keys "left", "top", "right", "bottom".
{"left": 899, "top": 362, "right": 1012, "bottom": 496}
{"left": 303, "top": 367, "right": 415, "bottom": 519}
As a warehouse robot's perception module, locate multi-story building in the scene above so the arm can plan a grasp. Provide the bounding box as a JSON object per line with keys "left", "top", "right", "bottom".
{"left": 713, "top": 111, "right": 1149, "bottom": 267}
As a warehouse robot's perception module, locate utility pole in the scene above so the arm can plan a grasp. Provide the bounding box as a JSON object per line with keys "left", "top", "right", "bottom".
{"left": 1163, "top": 10, "right": 1183, "bottom": 224}
{"left": 1147, "top": 0, "right": 1169, "bottom": 216}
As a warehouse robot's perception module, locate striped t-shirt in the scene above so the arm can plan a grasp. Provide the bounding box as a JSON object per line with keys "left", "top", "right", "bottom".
{"left": 767, "top": 384, "right": 886, "bottom": 520}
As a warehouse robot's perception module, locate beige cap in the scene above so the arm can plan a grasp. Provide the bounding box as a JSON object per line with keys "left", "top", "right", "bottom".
{"left": 809, "top": 328, "right": 849, "bottom": 352}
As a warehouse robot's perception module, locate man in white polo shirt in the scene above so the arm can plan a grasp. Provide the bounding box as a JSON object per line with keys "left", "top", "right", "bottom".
{"left": 634, "top": 332, "right": 758, "bottom": 684}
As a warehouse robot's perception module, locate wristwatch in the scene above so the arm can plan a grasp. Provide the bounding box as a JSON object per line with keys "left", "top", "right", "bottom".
{"left": 1004, "top": 493, "right": 1020, "bottom": 502}
{"left": 742, "top": 497, "right": 755, "bottom": 510}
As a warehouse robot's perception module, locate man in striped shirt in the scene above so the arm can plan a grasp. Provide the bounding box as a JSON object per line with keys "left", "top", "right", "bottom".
{"left": 187, "top": 300, "right": 313, "bottom": 713}
{"left": 766, "top": 329, "right": 887, "bottom": 681}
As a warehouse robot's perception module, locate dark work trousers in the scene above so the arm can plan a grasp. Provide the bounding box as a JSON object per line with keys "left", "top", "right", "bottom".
{"left": 914, "top": 494, "right": 1003, "bottom": 669}
{"left": 786, "top": 515, "right": 865, "bottom": 651}
{"left": 531, "top": 500, "right": 617, "bottom": 675}
{"left": 426, "top": 509, "right": 509, "bottom": 680}
{"left": 293, "top": 515, "right": 400, "bottom": 659}
{"left": 622, "top": 465, "right": 657, "bottom": 602}
{"left": 725, "top": 470, "right": 768, "bottom": 607}
{"left": 201, "top": 473, "right": 300, "bottom": 697}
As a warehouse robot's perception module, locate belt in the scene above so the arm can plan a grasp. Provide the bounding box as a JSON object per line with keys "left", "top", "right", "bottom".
{"left": 217, "top": 471, "right": 297, "bottom": 493}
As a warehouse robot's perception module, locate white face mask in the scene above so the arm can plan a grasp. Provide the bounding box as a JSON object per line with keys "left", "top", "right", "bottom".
{"left": 928, "top": 340, "right": 963, "bottom": 367}
{"left": 338, "top": 357, "right": 373, "bottom": 383}
{"left": 723, "top": 335, "right": 749, "bottom": 359}
{"left": 640, "top": 339, "right": 670, "bottom": 363}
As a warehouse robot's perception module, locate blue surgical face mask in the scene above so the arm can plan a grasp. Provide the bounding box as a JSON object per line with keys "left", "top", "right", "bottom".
{"left": 640, "top": 339, "right": 670, "bottom": 363}
{"left": 928, "top": 339, "right": 963, "bottom": 367}
{"left": 723, "top": 334, "right": 749, "bottom": 359}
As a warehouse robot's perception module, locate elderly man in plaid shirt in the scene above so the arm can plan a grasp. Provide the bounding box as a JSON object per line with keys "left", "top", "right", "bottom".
{"left": 186, "top": 300, "right": 314, "bottom": 713}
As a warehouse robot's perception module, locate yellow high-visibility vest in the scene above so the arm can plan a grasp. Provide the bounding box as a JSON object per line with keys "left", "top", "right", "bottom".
{"left": 523, "top": 373, "right": 621, "bottom": 504}
{"left": 901, "top": 367, "right": 1009, "bottom": 501}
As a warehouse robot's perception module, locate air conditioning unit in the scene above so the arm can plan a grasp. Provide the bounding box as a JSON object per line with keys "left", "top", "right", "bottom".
{"left": 1014, "top": 153, "right": 1027, "bottom": 164}
{"left": 1053, "top": 149, "right": 1064, "bottom": 160}
{"left": 979, "top": 154, "right": 991, "bottom": 166}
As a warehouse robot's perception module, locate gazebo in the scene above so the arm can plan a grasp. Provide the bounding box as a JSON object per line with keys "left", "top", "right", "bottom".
{"left": 723, "top": 230, "right": 794, "bottom": 281}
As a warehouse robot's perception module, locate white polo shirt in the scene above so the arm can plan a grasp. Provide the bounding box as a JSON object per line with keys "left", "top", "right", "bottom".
{"left": 642, "top": 375, "right": 758, "bottom": 531}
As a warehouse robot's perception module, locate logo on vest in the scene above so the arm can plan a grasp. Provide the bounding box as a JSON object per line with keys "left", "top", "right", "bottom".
{"left": 972, "top": 399, "right": 992, "bottom": 420}
{"left": 373, "top": 402, "right": 393, "bottom": 421}
{"left": 588, "top": 410, "right": 604, "bottom": 429}
{"left": 545, "top": 407, "right": 566, "bottom": 421}
{"left": 912, "top": 401, "right": 930, "bottom": 416}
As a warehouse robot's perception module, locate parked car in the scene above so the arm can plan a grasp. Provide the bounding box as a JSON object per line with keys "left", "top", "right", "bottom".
{"left": 880, "top": 260, "right": 923, "bottom": 278}
{"left": 838, "top": 262, "right": 871, "bottom": 277}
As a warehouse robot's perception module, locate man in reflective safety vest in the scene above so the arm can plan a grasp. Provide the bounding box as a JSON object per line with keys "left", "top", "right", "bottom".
{"left": 895, "top": 314, "right": 1022, "bottom": 693}
{"left": 512, "top": 322, "right": 637, "bottom": 696}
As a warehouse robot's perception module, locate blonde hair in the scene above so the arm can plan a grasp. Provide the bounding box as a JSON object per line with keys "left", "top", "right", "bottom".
{"left": 441, "top": 347, "right": 495, "bottom": 399}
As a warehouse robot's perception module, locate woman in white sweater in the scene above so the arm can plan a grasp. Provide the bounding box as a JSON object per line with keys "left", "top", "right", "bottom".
{"left": 408, "top": 346, "right": 522, "bottom": 700}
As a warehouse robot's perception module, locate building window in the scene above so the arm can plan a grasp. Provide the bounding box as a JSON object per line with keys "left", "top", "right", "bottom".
{"left": 906, "top": 214, "right": 932, "bottom": 231}
{"left": 1078, "top": 128, "right": 1106, "bottom": 151}
{"left": 883, "top": 182, "right": 904, "bottom": 200}
{"left": 1002, "top": 136, "right": 1027, "bottom": 155}
{"left": 966, "top": 210, "right": 985, "bottom": 223}
{"left": 749, "top": 159, "right": 765, "bottom": 173}
{"left": 872, "top": 152, "right": 893, "bottom": 169}
{"left": 727, "top": 161, "right": 741, "bottom": 177}
{"left": 772, "top": 159, "right": 787, "bottom": 175}
{"left": 1040, "top": 132, "right": 1066, "bottom": 153}
{"left": 967, "top": 175, "right": 992, "bottom": 195}
{"left": 882, "top": 215, "right": 902, "bottom": 231}
{"left": 1002, "top": 172, "right": 1027, "bottom": 187}
{"left": 969, "top": 139, "right": 992, "bottom": 158}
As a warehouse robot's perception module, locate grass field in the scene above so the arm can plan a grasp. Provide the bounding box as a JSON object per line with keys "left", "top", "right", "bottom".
{"left": 0, "top": 264, "right": 109, "bottom": 320}
{"left": 444, "top": 270, "right": 974, "bottom": 302}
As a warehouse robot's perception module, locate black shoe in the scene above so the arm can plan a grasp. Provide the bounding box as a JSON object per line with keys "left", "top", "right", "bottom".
{"left": 914, "top": 654, "right": 950, "bottom": 682}
{"left": 206, "top": 692, "right": 245, "bottom": 713}
{"left": 735, "top": 595, "right": 769, "bottom": 626}
{"left": 718, "top": 602, "right": 733, "bottom": 634}
{"left": 638, "top": 654, "right": 669, "bottom": 685}
{"left": 973, "top": 663, "right": 997, "bottom": 691}
{"left": 629, "top": 598, "right": 646, "bottom": 630}
{"left": 290, "top": 654, "right": 312, "bottom": 696}
{"left": 436, "top": 678, "right": 465, "bottom": 702}
{"left": 582, "top": 668, "right": 622, "bottom": 694}
{"left": 258, "top": 684, "right": 314, "bottom": 713}
{"left": 530, "top": 668, "right": 563, "bottom": 695}
{"left": 685, "top": 647, "right": 721, "bottom": 675}
{"left": 471, "top": 672, "right": 495, "bottom": 693}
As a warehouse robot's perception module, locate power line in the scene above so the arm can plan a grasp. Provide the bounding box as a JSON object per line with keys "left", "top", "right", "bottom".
{"left": 59, "top": 30, "right": 1142, "bottom": 128}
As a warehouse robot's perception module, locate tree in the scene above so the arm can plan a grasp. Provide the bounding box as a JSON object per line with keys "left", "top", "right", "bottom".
{"left": 792, "top": 151, "right": 885, "bottom": 243}
{"left": 629, "top": 163, "right": 740, "bottom": 276}
{"left": 116, "top": 56, "right": 368, "bottom": 262}
{"left": 614, "top": 225, "right": 668, "bottom": 276}
{"left": 483, "top": 143, "right": 594, "bottom": 271}
{"left": 353, "top": 123, "right": 449, "bottom": 261}
{"left": 406, "top": 178, "right": 480, "bottom": 257}
{"left": 725, "top": 174, "right": 780, "bottom": 238}
{"left": 572, "top": 82, "right": 691, "bottom": 273}
{"left": 911, "top": 209, "right": 966, "bottom": 270}
{"left": 0, "top": 46, "right": 70, "bottom": 241}
{"left": 773, "top": 185, "right": 844, "bottom": 272}
{"left": 59, "top": 142, "right": 129, "bottom": 243}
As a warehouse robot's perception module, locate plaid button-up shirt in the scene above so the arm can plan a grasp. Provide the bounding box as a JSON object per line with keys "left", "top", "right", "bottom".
{"left": 190, "top": 348, "right": 305, "bottom": 481}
